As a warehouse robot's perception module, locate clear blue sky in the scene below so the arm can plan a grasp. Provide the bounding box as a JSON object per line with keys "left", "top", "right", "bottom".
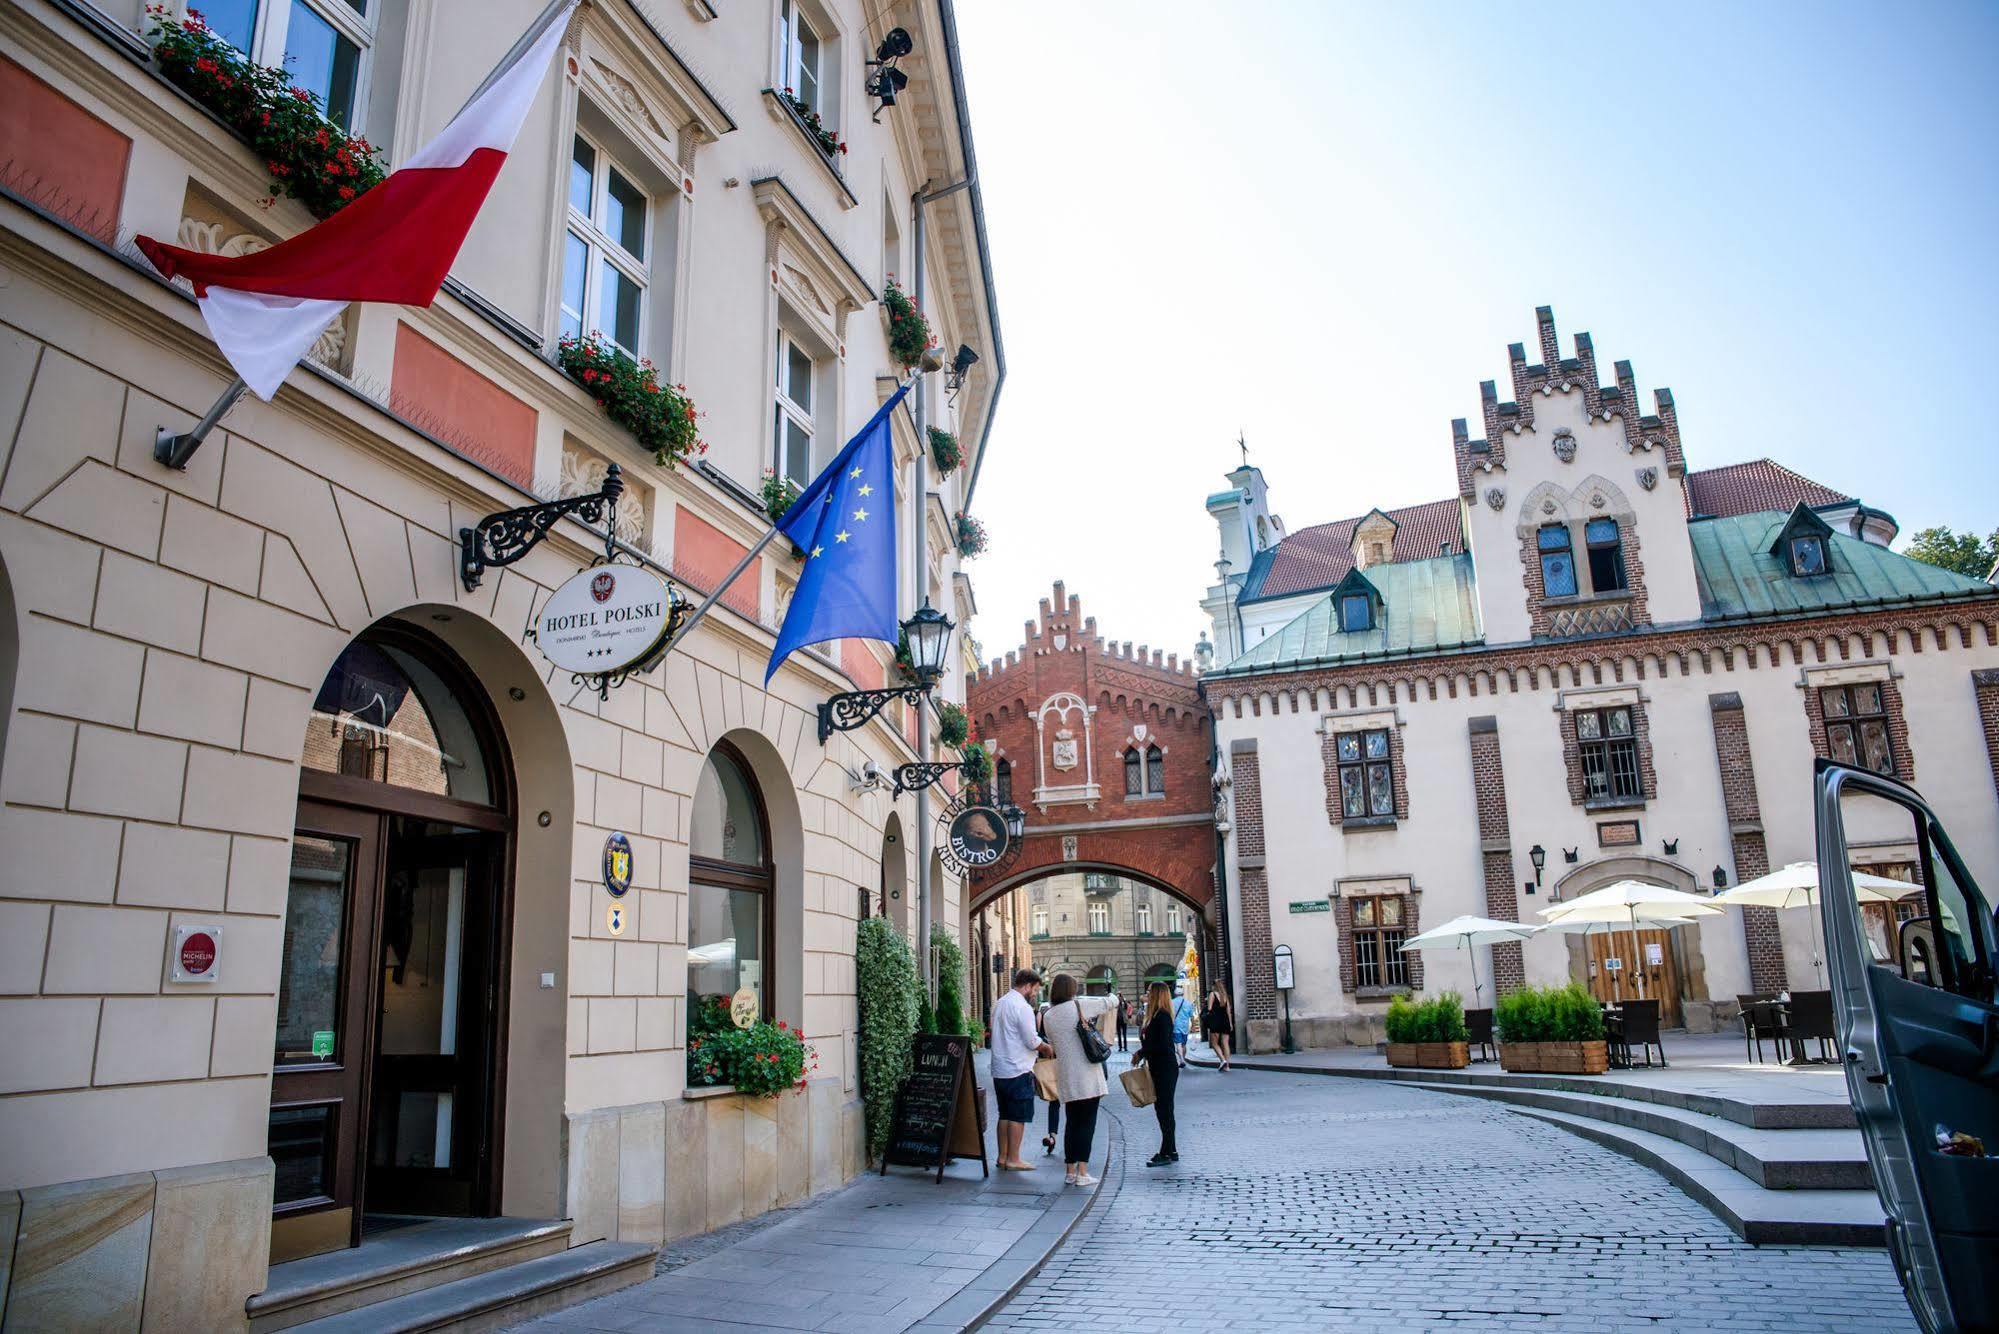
{"left": 952, "top": 1, "right": 1999, "bottom": 660}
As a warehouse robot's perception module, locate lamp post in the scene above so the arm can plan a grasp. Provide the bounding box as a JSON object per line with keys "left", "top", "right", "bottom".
{"left": 1273, "top": 943, "right": 1297, "bottom": 1054}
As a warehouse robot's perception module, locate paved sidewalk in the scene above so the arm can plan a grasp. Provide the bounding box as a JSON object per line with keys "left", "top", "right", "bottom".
{"left": 508, "top": 1054, "right": 1112, "bottom": 1333}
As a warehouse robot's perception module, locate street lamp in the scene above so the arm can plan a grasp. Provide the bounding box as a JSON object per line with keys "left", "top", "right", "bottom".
{"left": 818, "top": 602, "right": 955, "bottom": 742}
{"left": 1529, "top": 844, "right": 1546, "bottom": 890}
{"left": 1002, "top": 802, "right": 1027, "bottom": 842}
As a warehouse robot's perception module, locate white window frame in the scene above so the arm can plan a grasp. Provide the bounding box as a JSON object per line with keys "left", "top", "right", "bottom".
{"left": 1088, "top": 902, "right": 1109, "bottom": 935}
{"left": 190, "top": 0, "right": 377, "bottom": 133}
{"left": 777, "top": 0, "right": 826, "bottom": 117}
{"left": 1031, "top": 906, "right": 1048, "bottom": 937}
{"left": 1136, "top": 902, "right": 1152, "bottom": 935}
{"left": 1166, "top": 904, "right": 1182, "bottom": 934}
{"left": 773, "top": 329, "right": 818, "bottom": 487}
{"left": 562, "top": 128, "right": 653, "bottom": 359}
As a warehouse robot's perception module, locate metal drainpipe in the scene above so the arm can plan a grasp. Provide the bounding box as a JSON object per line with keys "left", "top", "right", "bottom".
{"left": 1198, "top": 678, "right": 1235, "bottom": 1002}
{"left": 911, "top": 174, "right": 971, "bottom": 998}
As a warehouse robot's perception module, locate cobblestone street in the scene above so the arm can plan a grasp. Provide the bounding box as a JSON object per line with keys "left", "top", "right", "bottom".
{"left": 986, "top": 1058, "right": 1914, "bottom": 1333}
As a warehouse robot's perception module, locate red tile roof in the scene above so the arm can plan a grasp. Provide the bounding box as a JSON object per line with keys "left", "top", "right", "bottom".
{"left": 1253, "top": 459, "right": 1850, "bottom": 601}
{"left": 1684, "top": 459, "right": 1849, "bottom": 519}
{"left": 1255, "top": 499, "right": 1464, "bottom": 598}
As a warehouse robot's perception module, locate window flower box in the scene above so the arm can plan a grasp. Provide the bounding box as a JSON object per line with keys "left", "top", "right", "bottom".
{"left": 881, "top": 279, "right": 935, "bottom": 370}
{"left": 558, "top": 335, "right": 706, "bottom": 469}
{"left": 776, "top": 88, "right": 846, "bottom": 161}
{"left": 1385, "top": 1041, "right": 1470, "bottom": 1070}
{"left": 954, "top": 511, "right": 988, "bottom": 559}
{"left": 927, "top": 426, "right": 963, "bottom": 473}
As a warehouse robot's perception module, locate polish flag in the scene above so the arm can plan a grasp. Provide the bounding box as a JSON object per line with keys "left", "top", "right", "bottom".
{"left": 136, "top": 2, "right": 577, "bottom": 400}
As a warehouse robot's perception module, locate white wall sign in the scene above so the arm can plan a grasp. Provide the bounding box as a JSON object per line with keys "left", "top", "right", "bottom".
{"left": 1645, "top": 942, "right": 1664, "bottom": 967}
{"left": 1273, "top": 951, "right": 1295, "bottom": 990}
{"left": 536, "top": 566, "right": 674, "bottom": 676}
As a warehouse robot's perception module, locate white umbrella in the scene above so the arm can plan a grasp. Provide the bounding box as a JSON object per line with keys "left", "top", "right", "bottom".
{"left": 1539, "top": 882, "right": 1722, "bottom": 1001}
{"left": 1716, "top": 861, "right": 1916, "bottom": 988}
{"left": 1398, "top": 914, "right": 1538, "bottom": 1005}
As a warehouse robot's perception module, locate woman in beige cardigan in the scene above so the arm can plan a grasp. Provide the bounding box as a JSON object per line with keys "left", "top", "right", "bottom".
{"left": 1041, "top": 973, "right": 1119, "bottom": 1186}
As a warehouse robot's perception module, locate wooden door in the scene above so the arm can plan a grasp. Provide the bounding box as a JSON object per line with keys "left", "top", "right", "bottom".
{"left": 270, "top": 802, "right": 382, "bottom": 1263}
{"left": 1584, "top": 927, "right": 1683, "bottom": 1026}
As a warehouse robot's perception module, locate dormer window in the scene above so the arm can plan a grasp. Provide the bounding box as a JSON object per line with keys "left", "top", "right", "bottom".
{"left": 1768, "top": 503, "right": 1837, "bottom": 580}
{"left": 1538, "top": 524, "right": 1577, "bottom": 596}
{"left": 1585, "top": 518, "right": 1627, "bottom": 592}
{"left": 1339, "top": 594, "right": 1373, "bottom": 633}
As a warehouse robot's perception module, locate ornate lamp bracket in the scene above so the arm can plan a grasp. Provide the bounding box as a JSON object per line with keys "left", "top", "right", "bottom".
{"left": 461, "top": 464, "right": 625, "bottom": 591}
{"left": 818, "top": 685, "right": 926, "bottom": 744}
{"left": 891, "top": 760, "right": 962, "bottom": 798}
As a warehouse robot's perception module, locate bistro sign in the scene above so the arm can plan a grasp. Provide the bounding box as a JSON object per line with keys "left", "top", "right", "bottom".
{"left": 946, "top": 806, "right": 1009, "bottom": 868}
{"left": 536, "top": 566, "right": 675, "bottom": 676}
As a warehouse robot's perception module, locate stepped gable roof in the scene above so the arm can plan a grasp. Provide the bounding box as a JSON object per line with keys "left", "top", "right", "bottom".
{"left": 1247, "top": 499, "right": 1463, "bottom": 601}
{"left": 1693, "top": 512, "right": 1993, "bottom": 621}
{"left": 1215, "top": 553, "right": 1481, "bottom": 676}
{"left": 1686, "top": 459, "right": 1849, "bottom": 519}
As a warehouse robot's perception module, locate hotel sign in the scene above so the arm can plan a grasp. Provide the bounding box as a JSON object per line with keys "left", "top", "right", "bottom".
{"left": 536, "top": 566, "right": 674, "bottom": 677}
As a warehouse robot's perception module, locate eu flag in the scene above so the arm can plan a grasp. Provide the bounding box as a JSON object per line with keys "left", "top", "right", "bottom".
{"left": 766, "top": 382, "right": 911, "bottom": 682}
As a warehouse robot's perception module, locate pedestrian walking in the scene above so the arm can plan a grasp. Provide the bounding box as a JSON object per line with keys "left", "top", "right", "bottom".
{"left": 1042, "top": 973, "right": 1118, "bottom": 1186}
{"left": 990, "top": 968, "right": 1052, "bottom": 1171}
{"left": 1171, "top": 987, "right": 1195, "bottom": 1067}
{"left": 1115, "top": 999, "right": 1131, "bottom": 1052}
{"left": 1204, "top": 985, "right": 1235, "bottom": 1071}
{"left": 1132, "top": 981, "right": 1179, "bottom": 1166}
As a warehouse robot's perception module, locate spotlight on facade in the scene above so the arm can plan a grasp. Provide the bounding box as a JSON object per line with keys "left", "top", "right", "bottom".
{"left": 867, "top": 29, "right": 914, "bottom": 121}
{"left": 875, "top": 27, "right": 914, "bottom": 61}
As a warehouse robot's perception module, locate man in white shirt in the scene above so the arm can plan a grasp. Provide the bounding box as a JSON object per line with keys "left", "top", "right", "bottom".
{"left": 991, "top": 968, "right": 1052, "bottom": 1170}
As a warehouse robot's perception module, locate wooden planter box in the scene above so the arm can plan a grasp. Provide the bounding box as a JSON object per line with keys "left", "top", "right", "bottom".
{"left": 1385, "top": 1041, "right": 1470, "bottom": 1070}
{"left": 1497, "top": 1040, "right": 1609, "bottom": 1074}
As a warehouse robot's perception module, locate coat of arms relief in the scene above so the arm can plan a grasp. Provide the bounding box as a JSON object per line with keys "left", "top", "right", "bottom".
{"left": 1051, "top": 728, "right": 1079, "bottom": 771}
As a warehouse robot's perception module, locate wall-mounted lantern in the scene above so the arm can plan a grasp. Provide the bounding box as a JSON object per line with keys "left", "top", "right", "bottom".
{"left": 1529, "top": 844, "right": 1546, "bottom": 889}
{"left": 1712, "top": 865, "right": 1729, "bottom": 890}
{"left": 819, "top": 602, "right": 954, "bottom": 743}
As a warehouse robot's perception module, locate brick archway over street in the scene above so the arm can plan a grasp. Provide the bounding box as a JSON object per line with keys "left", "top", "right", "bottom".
{"left": 967, "top": 582, "right": 1220, "bottom": 972}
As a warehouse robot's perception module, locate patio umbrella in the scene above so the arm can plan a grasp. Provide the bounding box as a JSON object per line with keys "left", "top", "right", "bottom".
{"left": 1539, "top": 882, "right": 1722, "bottom": 1001}
{"left": 1715, "top": 862, "right": 1917, "bottom": 988}
{"left": 1398, "top": 914, "right": 1538, "bottom": 1005}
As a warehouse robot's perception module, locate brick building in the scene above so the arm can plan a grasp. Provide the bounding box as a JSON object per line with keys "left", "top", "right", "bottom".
{"left": 1204, "top": 308, "right": 1999, "bottom": 1052}
{"left": 965, "top": 583, "right": 1221, "bottom": 993}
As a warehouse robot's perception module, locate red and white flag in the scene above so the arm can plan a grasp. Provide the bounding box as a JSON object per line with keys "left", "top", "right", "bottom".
{"left": 137, "top": 2, "right": 577, "bottom": 400}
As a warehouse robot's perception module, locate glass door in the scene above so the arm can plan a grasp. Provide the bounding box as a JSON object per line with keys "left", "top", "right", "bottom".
{"left": 270, "top": 802, "right": 381, "bottom": 1263}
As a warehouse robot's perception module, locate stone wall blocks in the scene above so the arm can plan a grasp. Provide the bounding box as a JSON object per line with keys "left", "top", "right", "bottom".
{"left": 704, "top": 1095, "right": 746, "bottom": 1230}
{"left": 0, "top": 325, "right": 42, "bottom": 479}
{"left": 28, "top": 461, "right": 167, "bottom": 563}
{"left": 117, "top": 822, "right": 229, "bottom": 912}
{"left": 140, "top": 1156, "right": 273, "bottom": 1333}
{"left": 563, "top": 1109, "right": 618, "bottom": 1246}
{"left": 640, "top": 785, "right": 677, "bottom": 840}
{"left": 594, "top": 774, "right": 642, "bottom": 831}
{"left": 620, "top": 730, "right": 665, "bottom": 788}
{"left": 225, "top": 835, "right": 291, "bottom": 917}
{"left": 168, "top": 910, "right": 281, "bottom": 996}
{"left": 8, "top": 1169, "right": 153, "bottom": 1331}
{"left": 257, "top": 533, "right": 333, "bottom": 625}
{"left": 209, "top": 994, "right": 278, "bottom": 1077}
{"left": 587, "top": 997, "right": 637, "bottom": 1053}
{"left": 572, "top": 938, "right": 614, "bottom": 996}
{"left": 136, "top": 650, "right": 247, "bottom": 749}
{"left": 333, "top": 488, "right": 417, "bottom": 619}
{"left": 0, "top": 806, "right": 124, "bottom": 904}
{"left": 612, "top": 941, "right": 659, "bottom": 996}
{"left": 566, "top": 997, "right": 589, "bottom": 1055}
{"left": 0, "top": 997, "right": 99, "bottom": 1093}
{"left": 663, "top": 1097, "right": 708, "bottom": 1241}
{"left": 181, "top": 746, "right": 296, "bottom": 837}
{"left": 635, "top": 996, "right": 673, "bottom": 1051}
{"left": 561, "top": 708, "right": 624, "bottom": 776}
{"left": 616, "top": 1102, "right": 667, "bottom": 1244}
{"left": 17, "top": 617, "right": 144, "bottom": 729}
{"left": 0, "top": 511, "right": 102, "bottom": 624}
{"left": 489, "top": 570, "right": 546, "bottom": 651}
{"left": 219, "top": 440, "right": 366, "bottom": 628}
{"left": 93, "top": 996, "right": 214, "bottom": 1085}
{"left": 408, "top": 524, "right": 462, "bottom": 605}
{"left": 1, "top": 712, "right": 76, "bottom": 808}
{"left": 157, "top": 495, "right": 261, "bottom": 595}
{"left": 199, "top": 588, "right": 347, "bottom": 690}
{"left": 641, "top": 682, "right": 694, "bottom": 749}
{"left": 115, "top": 390, "right": 224, "bottom": 509}
{"left": 241, "top": 677, "right": 312, "bottom": 761}
{"left": 0, "top": 347, "right": 125, "bottom": 515}
{"left": 42, "top": 904, "right": 167, "bottom": 995}
{"left": 0, "top": 901, "right": 52, "bottom": 994}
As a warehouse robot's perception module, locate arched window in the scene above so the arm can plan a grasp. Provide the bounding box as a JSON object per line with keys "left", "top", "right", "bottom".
{"left": 1145, "top": 745, "right": 1166, "bottom": 795}
{"left": 304, "top": 638, "right": 497, "bottom": 805}
{"left": 995, "top": 758, "right": 1013, "bottom": 804}
{"left": 688, "top": 743, "right": 773, "bottom": 1029}
{"left": 1124, "top": 747, "right": 1142, "bottom": 796}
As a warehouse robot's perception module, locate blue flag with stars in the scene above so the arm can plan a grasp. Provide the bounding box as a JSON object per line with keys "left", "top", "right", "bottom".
{"left": 765, "top": 381, "right": 911, "bottom": 683}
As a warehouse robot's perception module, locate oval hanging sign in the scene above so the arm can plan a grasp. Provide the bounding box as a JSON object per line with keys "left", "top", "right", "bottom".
{"left": 536, "top": 565, "right": 674, "bottom": 676}
{"left": 946, "top": 806, "right": 1009, "bottom": 869}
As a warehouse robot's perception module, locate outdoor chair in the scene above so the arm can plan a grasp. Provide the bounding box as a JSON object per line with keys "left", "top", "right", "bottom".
{"left": 1619, "top": 999, "right": 1665, "bottom": 1068}
{"left": 1737, "top": 993, "right": 1779, "bottom": 1063}
{"left": 1786, "top": 990, "right": 1838, "bottom": 1063}
{"left": 1464, "top": 1008, "right": 1495, "bottom": 1063}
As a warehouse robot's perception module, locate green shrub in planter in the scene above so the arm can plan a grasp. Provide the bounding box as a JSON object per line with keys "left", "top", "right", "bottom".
{"left": 1384, "top": 991, "right": 1469, "bottom": 1043}
{"left": 855, "top": 917, "right": 919, "bottom": 1159}
{"left": 1494, "top": 982, "right": 1605, "bottom": 1043}
{"left": 684, "top": 996, "right": 810, "bottom": 1097}
{"left": 931, "top": 926, "right": 969, "bottom": 1036}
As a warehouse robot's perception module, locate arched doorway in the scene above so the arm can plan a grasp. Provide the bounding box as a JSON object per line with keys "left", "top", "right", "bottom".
{"left": 1086, "top": 965, "right": 1117, "bottom": 996}
{"left": 273, "top": 624, "right": 514, "bottom": 1262}
{"left": 688, "top": 742, "right": 774, "bottom": 1031}
{"left": 1552, "top": 856, "right": 1711, "bottom": 1027}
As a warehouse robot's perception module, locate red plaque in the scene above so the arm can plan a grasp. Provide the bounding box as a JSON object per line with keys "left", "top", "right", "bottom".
{"left": 178, "top": 931, "right": 217, "bottom": 978}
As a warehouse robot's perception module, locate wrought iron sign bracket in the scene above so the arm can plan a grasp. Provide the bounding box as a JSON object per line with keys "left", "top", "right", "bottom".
{"left": 461, "top": 464, "right": 624, "bottom": 592}
{"left": 892, "top": 760, "right": 962, "bottom": 798}
{"left": 818, "top": 685, "right": 925, "bottom": 744}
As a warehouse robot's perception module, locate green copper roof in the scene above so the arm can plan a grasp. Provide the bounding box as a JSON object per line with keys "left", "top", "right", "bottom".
{"left": 1213, "top": 554, "right": 1481, "bottom": 676}
{"left": 1693, "top": 512, "right": 1995, "bottom": 620}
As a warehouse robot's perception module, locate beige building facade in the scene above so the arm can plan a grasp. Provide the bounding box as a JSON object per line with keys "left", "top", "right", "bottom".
{"left": 1204, "top": 309, "right": 1999, "bottom": 1053}
{"left": 0, "top": 0, "right": 1000, "bottom": 1325}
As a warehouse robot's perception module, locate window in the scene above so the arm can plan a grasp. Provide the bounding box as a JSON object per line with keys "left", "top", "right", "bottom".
{"left": 1575, "top": 706, "right": 1643, "bottom": 802}
{"left": 1088, "top": 902, "right": 1109, "bottom": 935}
{"left": 1031, "top": 906, "right": 1048, "bottom": 938}
{"left": 773, "top": 331, "right": 817, "bottom": 486}
{"left": 1585, "top": 518, "right": 1627, "bottom": 592}
{"left": 1790, "top": 534, "right": 1828, "bottom": 577}
{"left": 562, "top": 132, "right": 649, "bottom": 357}
{"left": 1125, "top": 746, "right": 1165, "bottom": 798}
{"left": 1335, "top": 728, "right": 1394, "bottom": 821}
{"left": 1166, "top": 904, "right": 1181, "bottom": 934}
{"left": 1339, "top": 593, "right": 1373, "bottom": 633}
{"left": 1538, "top": 524, "right": 1577, "bottom": 597}
{"left": 198, "top": 1, "right": 374, "bottom": 131}
{"left": 1822, "top": 683, "right": 1895, "bottom": 776}
{"left": 688, "top": 745, "right": 772, "bottom": 1030}
{"left": 1136, "top": 902, "right": 1152, "bottom": 935}
{"left": 995, "top": 759, "right": 1013, "bottom": 805}
{"left": 778, "top": 0, "right": 824, "bottom": 113}
{"left": 1351, "top": 894, "right": 1409, "bottom": 990}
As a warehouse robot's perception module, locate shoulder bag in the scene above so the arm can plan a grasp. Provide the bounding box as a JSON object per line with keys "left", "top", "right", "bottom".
{"left": 1075, "top": 1002, "right": 1113, "bottom": 1065}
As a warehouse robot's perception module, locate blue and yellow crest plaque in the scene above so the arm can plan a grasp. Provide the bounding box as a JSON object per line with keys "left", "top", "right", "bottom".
{"left": 603, "top": 831, "right": 634, "bottom": 898}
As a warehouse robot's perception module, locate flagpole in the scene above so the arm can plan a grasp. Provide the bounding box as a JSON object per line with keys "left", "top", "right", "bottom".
{"left": 154, "top": 0, "right": 579, "bottom": 470}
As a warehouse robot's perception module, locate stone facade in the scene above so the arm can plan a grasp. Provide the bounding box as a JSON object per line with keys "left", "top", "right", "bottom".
{"left": 0, "top": 0, "right": 1001, "bottom": 1322}
{"left": 1206, "top": 309, "right": 1999, "bottom": 1050}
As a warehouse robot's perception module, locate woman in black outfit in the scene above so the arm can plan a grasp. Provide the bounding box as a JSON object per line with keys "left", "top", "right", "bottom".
{"left": 1133, "top": 981, "right": 1179, "bottom": 1166}
{"left": 1204, "top": 986, "right": 1235, "bottom": 1071}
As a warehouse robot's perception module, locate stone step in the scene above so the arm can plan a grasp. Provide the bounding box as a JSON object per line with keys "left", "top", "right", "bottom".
{"left": 1406, "top": 1080, "right": 1873, "bottom": 1190}
{"left": 1502, "top": 1103, "right": 1887, "bottom": 1248}
{"left": 249, "top": 1218, "right": 573, "bottom": 1332}
{"left": 283, "top": 1240, "right": 657, "bottom": 1334}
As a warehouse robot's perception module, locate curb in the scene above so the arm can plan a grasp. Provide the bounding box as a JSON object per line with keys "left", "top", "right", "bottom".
{"left": 913, "top": 1113, "right": 1122, "bottom": 1332}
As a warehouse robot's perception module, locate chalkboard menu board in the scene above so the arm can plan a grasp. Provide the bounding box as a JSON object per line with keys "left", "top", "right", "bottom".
{"left": 881, "top": 1034, "right": 988, "bottom": 1181}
